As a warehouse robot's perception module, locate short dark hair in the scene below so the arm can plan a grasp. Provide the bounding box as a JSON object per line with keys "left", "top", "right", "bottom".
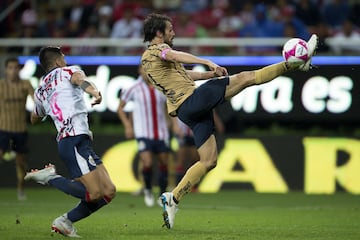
{"left": 39, "top": 46, "right": 62, "bottom": 71}
{"left": 5, "top": 57, "right": 19, "bottom": 67}
{"left": 143, "top": 13, "right": 172, "bottom": 42}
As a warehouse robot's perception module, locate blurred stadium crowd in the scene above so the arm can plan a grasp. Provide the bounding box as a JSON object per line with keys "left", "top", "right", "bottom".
{"left": 0, "top": 0, "right": 359, "bottom": 55}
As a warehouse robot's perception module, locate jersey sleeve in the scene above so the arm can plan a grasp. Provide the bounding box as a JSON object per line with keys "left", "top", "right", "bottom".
{"left": 158, "top": 43, "right": 172, "bottom": 60}
{"left": 63, "top": 66, "right": 86, "bottom": 82}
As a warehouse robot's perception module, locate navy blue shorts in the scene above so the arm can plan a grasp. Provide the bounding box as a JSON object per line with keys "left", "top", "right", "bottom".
{"left": 0, "top": 130, "right": 28, "bottom": 153}
{"left": 136, "top": 138, "right": 170, "bottom": 153}
{"left": 177, "top": 76, "right": 229, "bottom": 148}
{"left": 58, "top": 134, "right": 102, "bottom": 179}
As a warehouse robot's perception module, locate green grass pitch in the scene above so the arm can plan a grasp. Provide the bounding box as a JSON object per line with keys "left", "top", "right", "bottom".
{"left": 0, "top": 188, "right": 359, "bottom": 239}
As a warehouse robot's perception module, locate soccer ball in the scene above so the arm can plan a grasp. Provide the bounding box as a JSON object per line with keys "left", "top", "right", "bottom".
{"left": 282, "top": 38, "right": 309, "bottom": 64}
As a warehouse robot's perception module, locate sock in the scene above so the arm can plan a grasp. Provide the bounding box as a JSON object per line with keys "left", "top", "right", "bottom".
{"left": 142, "top": 166, "right": 153, "bottom": 190}
{"left": 49, "top": 177, "right": 86, "bottom": 200}
{"left": 67, "top": 197, "right": 111, "bottom": 223}
{"left": 158, "top": 163, "right": 168, "bottom": 194}
{"left": 172, "top": 161, "right": 207, "bottom": 202}
{"left": 254, "top": 62, "right": 288, "bottom": 84}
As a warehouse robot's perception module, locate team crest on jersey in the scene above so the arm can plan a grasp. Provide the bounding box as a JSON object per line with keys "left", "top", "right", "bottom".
{"left": 88, "top": 155, "right": 96, "bottom": 166}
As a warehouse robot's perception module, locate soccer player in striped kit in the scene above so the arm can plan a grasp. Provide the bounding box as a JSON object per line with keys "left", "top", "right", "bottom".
{"left": 24, "top": 46, "right": 116, "bottom": 237}
{"left": 0, "top": 57, "right": 34, "bottom": 200}
{"left": 117, "top": 65, "right": 170, "bottom": 207}
{"left": 141, "top": 13, "right": 318, "bottom": 229}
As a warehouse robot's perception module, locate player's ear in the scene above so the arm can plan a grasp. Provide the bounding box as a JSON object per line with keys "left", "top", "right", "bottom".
{"left": 156, "top": 30, "right": 163, "bottom": 38}
{"left": 55, "top": 57, "right": 62, "bottom": 67}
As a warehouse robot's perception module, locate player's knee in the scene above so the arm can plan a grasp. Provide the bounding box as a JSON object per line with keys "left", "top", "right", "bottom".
{"left": 234, "top": 71, "right": 255, "bottom": 86}
{"left": 202, "top": 157, "right": 217, "bottom": 171}
{"left": 106, "top": 184, "right": 117, "bottom": 199}
{"left": 207, "top": 158, "right": 217, "bottom": 171}
{"left": 87, "top": 191, "right": 103, "bottom": 202}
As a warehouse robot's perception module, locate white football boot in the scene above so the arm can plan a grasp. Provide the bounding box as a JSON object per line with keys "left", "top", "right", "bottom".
{"left": 144, "top": 189, "right": 155, "bottom": 207}
{"left": 299, "top": 34, "right": 319, "bottom": 71}
{"left": 24, "top": 164, "right": 57, "bottom": 185}
{"left": 160, "top": 192, "right": 178, "bottom": 229}
{"left": 51, "top": 214, "right": 81, "bottom": 238}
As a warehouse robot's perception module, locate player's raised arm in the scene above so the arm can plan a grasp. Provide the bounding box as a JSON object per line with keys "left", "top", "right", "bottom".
{"left": 186, "top": 70, "right": 217, "bottom": 81}
{"left": 70, "top": 71, "right": 102, "bottom": 106}
{"left": 161, "top": 49, "right": 228, "bottom": 76}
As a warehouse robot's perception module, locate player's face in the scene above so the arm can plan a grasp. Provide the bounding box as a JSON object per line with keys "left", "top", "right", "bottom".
{"left": 5, "top": 61, "right": 20, "bottom": 81}
{"left": 163, "top": 21, "right": 175, "bottom": 47}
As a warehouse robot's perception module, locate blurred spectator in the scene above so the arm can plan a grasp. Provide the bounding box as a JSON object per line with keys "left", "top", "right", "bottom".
{"left": 218, "top": 6, "right": 243, "bottom": 37}
{"left": 238, "top": 1, "right": 255, "bottom": 26}
{"left": 2, "top": 0, "right": 360, "bottom": 57}
{"left": 63, "top": 0, "right": 95, "bottom": 31}
{"left": 322, "top": 0, "right": 350, "bottom": 28}
{"left": 194, "top": 2, "right": 224, "bottom": 37}
{"left": 313, "top": 21, "right": 331, "bottom": 53}
{"left": 281, "top": 5, "right": 310, "bottom": 40}
{"left": 152, "top": 0, "right": 181, "bottom": 12}
{"left": 180, "top": 0, "right": 208, "bottom": 14}
{"left": 173, "top": 13, "right": 197, "bottom": 37}
{"left": 7, "top": 9, "right": 40, "bottom": 55}
{"left": 240, "top": 4, "right": 277, "bottom": 37}
{"left": 66, "top": 20, "right": 81, "bottom": 38}
{"left": 112, "top": 2, "right": 142, "bottom": 22}
{"left": 72, "top": 23, "right": 100, "bottom": 55}
{"left": 37, "top": 8, "right": 64, "bottom": 38}
{"left": 295, "top": 0, "right": 321, "bottom": 30}
{"left": 110, "top": 9, "right": 143, "bottom": 38}
{"left": 330, "top": 19, "right": 360, "bottom": 54}
{"left": 239, "top": 4, "right": 279, "bottom": 54}
{"left": 97, "top": 5, "right": 113, "bottom": 38}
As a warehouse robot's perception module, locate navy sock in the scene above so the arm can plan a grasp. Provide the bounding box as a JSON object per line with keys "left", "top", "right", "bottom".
{"left": 67, "top": 198, "right": 109, "bottom": 223}
{"left": 158, "top": 164, "right": 168, "bottom": 194}
{"left": 142, "top": 167, "right": 153, "bottom": 190}
{"left": 49, "top": 177, "right": 86, "bottom": 200}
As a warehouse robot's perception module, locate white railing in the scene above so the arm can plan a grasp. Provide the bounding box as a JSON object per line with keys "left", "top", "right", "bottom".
{"left": 0, "top": 37, "right": 359, "bottom": 55}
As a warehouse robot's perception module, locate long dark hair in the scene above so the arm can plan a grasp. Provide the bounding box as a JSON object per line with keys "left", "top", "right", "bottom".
{"left": 143, "top": 13, "right": 172, "bottom": 43}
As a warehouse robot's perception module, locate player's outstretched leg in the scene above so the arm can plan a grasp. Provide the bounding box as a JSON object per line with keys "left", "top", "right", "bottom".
{"left": 160, "top": 192, "right": 178, "bottom": 229}
{"left": 24, "top": 164, "right": 57, "bottom": 184}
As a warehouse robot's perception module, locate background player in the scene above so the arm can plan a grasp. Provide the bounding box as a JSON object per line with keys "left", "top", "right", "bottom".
{"left": 141, "top": 13, "right": 318, "bottom": 229}
{"left": 117, "top": 65, "right": 170, "bottom": 207}
{"left": 0, "top": 57, "right": 34, "bottom": 200}
{"left": 24, "top": 46, "right": 116, "bottom": 237}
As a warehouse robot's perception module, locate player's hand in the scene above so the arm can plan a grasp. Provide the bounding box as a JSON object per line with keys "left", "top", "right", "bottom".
{"left": 91, "top": 91, "right": 102, "bottom": 106}
{"left": 214, "top": 66, "right": 228, "bottom": 76}
{"left": 207, "top": 61, "right": 228, "bottom": 76}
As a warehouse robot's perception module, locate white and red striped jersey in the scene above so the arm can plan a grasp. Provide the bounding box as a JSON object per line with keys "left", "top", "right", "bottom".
{"left": 121, "top": 76, "right": 169, "bottom": 140}
{"left": 33, "top": 66, "right": 90, "bottom": 141}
